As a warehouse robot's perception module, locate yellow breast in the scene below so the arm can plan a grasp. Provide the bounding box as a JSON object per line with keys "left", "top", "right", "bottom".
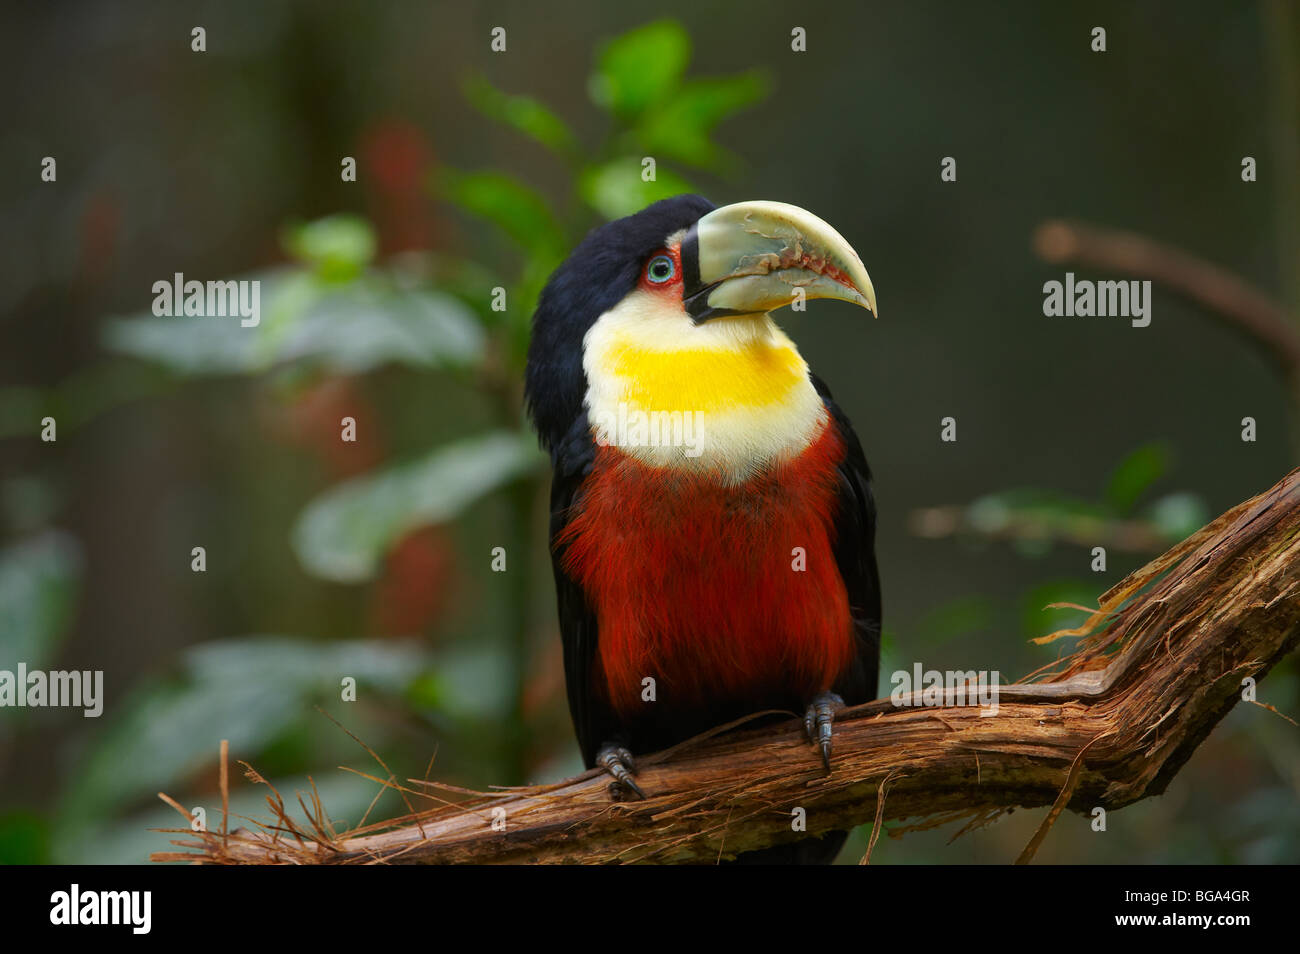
{"left": 605, "top": 334, "right": 806, "bottom": 414}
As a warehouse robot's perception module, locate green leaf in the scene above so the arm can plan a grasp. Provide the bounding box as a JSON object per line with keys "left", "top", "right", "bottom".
{"left": 0, "top": 389, "right": 45, "bottom": 441}
{"left": 102, "top": 270, "right": 287, "bottom": 375}
{"left": 0, "top": 811, "right": 49, "bottom": 865}
{"left": 463, "top": 76, "right": 578, "bottom": 157}
{"left": 637, "top": 72, "right": 770, "bottom": 170}
{"left": 507, "top": 253, "right": 564, "bottom": 360}
{"left": 249, "top": 269, "right": 327, "bottom": 366}
{"left": 277, "top": 280, "right": 485, "bottom": 373}
{"left": 438, "top": 170, "right": 566, "bottom": 261}
{"left": 292, "top": 431, "right": 544, "bottom": 583}
{"left": 0, "top": 531, "right": 81, "bottom": 671}
{"left": 282, "top": 215, "right": 377, "bottom": 282}
{"left": 0, "top": 361, "right": 177, "bottom": 440}
{"left": 423, "top": 252, "right": 507, "bottom": 314}
{"left": 407, "top": 647, "right": 513, "bottom": 721}
{"left": 910, "top": 596, "right": 996, "bottom": 647}
{"left": 59, "top": 637, "right": 429, "bottom": 822}
{"left": 103, "top": 269, "right": 485, "bottom": 377}
{"left": 878, "top": 627, "right": 899, "bottom": 658}
{"left": 579, "top": 158, "right": 697, "bottom": 220}
{"left": 1146, "top": 492, "right": 1209, "bottom": 542}
{"left": 1105, "top": 443, "right": 1170, "bottom": 514}
{"left": 590, "top": 20, "right": 691, "bottom": 119}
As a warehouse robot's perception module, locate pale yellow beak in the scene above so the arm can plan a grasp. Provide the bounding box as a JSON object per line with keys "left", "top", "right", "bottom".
{"left": 682, "top": 200, "right": 877, "bottom": 322}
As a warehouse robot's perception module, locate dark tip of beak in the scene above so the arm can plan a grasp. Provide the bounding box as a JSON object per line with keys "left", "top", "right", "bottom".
{"left": 681, "top": 223, "right": 702, "bottom": 299}
{"left": 680, "top": 223, "right": 746, "bottom": 324}
{"left": 685, "top": 295, "right": 748, "bottom": 325}
{"left": 685, "top": 294, "right": 748, "bottom": 324}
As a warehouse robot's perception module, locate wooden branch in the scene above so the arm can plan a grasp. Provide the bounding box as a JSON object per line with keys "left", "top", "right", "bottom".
{"left": 1033, "top": 220, "right": 1300, "bottom": 380}
{"left": 158, "top": 468, "right": 1300, "bottom": 864}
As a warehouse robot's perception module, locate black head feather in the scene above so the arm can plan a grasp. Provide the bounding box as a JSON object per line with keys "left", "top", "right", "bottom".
{"left": 525, "top": 194, "right": 715, "bottom": 453}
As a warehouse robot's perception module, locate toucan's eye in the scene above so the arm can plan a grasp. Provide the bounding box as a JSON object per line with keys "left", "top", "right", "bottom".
{"left": 646, "top": 254, "right": 676, "bottom": 284}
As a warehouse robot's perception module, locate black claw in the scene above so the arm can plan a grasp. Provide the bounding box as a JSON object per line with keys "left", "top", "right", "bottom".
{"left": 597, "top": 744, "right": 645, "bottom": 801}
{"left": 804, "top": 692, "right": 844, "bottom": 772}
{"left": 609, "top": 777, "right": 645, "bottom": 801}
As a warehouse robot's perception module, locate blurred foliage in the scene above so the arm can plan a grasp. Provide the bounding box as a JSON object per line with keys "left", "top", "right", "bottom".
{"left": 0, "top": 531, "right": 81, "bottom": 679}
{"left": 0, "top": 19, "right": 772, "bottom": 863}
{"left": 60, "top": 636, "right": 428, "bottom": 825}
{"left": 908, "top": 442, "right": 1211, "bottom": 655}
{"left": 1105, "top": 442, "right": 1171, "bottom": 513}
{"left": 437, "top": 16, "right": 769, "bottom": 362}
{"left": 292, "top": 430, "right": 541, "bottom": 582}
{"left": 105, "top": 218, "right": 486, "bottom": 377}
{"left": 916, "top": 442, "right": 1208, "bottom": 565}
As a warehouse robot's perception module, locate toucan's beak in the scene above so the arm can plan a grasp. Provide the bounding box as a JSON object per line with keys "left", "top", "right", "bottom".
{"left": 681, "top": 200, "right": 877, "bottom": 323}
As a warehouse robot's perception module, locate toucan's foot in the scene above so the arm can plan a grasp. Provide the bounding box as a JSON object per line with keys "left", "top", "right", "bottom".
{"left": 804, "top": 691, "right": 845, "bottom": 771}
{"left": 596, "top": 743, "right": 644, "bottom": 801}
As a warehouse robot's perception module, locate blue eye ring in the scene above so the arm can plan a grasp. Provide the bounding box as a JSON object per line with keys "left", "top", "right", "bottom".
{"left": 646, "top": 254, "right": 676, "bottom": 284}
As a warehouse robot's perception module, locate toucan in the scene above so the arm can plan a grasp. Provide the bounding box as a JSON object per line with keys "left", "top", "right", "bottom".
{"left": 525, "top": 195, "right": 881, "bottom": 863}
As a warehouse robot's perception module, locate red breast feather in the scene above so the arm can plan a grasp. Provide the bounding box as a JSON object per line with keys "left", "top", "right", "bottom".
{"left": 557, "top": 423, "right": 853, "bottom": 719}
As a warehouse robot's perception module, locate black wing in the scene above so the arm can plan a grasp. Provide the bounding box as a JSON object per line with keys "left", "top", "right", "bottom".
{"left": 545, "top": 412, "right": 617, "bottom": 767}
{"left": 812, "top": 374, "right": 883, "bottom": 706}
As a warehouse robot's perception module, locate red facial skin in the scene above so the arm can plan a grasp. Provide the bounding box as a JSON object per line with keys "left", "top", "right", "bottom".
{"left": 636, "top": 244, "right": 684, "bottom": 297}
{"left": 557, "top": 423, "right": 853, "bottom": 718}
